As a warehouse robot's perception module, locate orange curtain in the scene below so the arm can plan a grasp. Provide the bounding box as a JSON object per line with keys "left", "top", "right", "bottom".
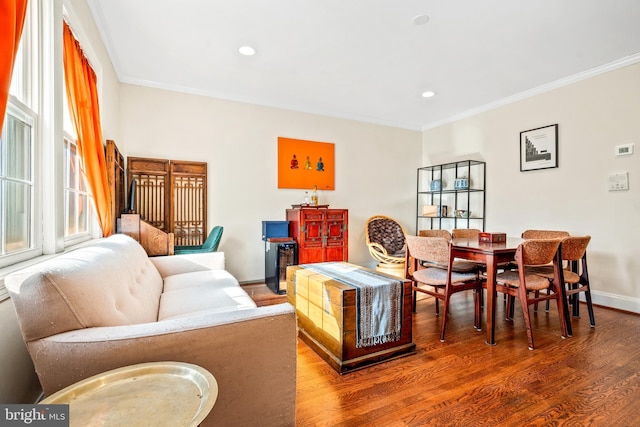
{"left": 62, "top": 22, "right": 113, "bottom": 236}
{"left": 0, "top": 0, "right": 28, "bottom": 132}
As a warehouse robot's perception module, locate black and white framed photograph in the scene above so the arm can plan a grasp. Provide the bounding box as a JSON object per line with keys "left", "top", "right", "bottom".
{"left": 520, "top": 124, "right": 558, "bottom": 171}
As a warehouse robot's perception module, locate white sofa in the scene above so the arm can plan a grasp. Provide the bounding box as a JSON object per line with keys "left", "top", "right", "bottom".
{"left": 6, "top": 234, "right": 297, "bottom": 427}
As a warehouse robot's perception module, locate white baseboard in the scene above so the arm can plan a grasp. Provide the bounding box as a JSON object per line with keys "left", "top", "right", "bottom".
{"left": 589, "top": 290, "right": 640, "bottom": 314}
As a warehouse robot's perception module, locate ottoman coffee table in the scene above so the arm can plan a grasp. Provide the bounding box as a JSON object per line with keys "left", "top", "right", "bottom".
{"left": 287, "top": 262, "right": 415, "bottom": 374}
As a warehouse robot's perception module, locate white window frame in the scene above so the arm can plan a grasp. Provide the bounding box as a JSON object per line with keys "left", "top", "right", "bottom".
{"left": 0, "top": 1, "right": 40, "bottom": 300}
{"left": 63, "top": 132, "right": 94, "bottom": 245}
{"left": 0, "top": 101, "right": 39, "bottom": 268}
{"left": 0, "top": 0, "right": 41, "bottom": 271}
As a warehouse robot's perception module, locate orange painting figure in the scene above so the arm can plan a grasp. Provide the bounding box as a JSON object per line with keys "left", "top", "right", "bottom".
{"left": 316, "top": 157, "right": 324, "bottom": 172}
{"left": 304, "top": 156, "right": 312, "bottom": 170}
{"left": 290, "top": 154, "right": 299, "bottom": 169}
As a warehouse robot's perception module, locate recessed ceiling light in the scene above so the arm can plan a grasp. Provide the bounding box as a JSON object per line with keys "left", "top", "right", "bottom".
{"left": 412, "top": 14, "right": 430, "bottom": 26}
{"left": 238, "top": 46, "right": 256, "bottom": 56}
{"left": 421, "top": 90, "right": 436, "bottom": 98}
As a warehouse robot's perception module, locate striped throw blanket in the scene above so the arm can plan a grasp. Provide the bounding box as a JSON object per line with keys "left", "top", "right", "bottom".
{"left": 300, "top": 262, "right": 403, "bottom": 348}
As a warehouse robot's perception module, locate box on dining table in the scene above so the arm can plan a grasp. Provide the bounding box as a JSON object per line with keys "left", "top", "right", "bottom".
{"left": 479, "top": 232, "right": 506, "bottom": 243}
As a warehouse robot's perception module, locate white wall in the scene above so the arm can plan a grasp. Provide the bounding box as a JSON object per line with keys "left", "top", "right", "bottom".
{"left": 120, "top": 84, "right": 422, "bottom": 281}
{"left": 422, "top": 61, "right": 640, "bottom": 312}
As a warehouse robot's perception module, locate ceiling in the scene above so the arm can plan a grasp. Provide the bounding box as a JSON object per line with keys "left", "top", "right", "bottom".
{"left": 87, "top": 0, "right": 640, "bottom": 131}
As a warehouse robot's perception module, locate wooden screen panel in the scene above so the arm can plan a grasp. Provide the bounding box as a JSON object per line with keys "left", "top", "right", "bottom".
{"left": 171, "top": 161, "right": 207, "bottom": 246}
{"left": 127, "top": 157, "right": 170, "bottom": 232}
{"left": 106, "top": 140, "right": 126, "bottom": 233}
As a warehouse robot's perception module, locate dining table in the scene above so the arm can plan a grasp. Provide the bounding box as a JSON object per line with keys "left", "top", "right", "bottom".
{"left": 450, "top": 236, "right": 524, "bottom": 345}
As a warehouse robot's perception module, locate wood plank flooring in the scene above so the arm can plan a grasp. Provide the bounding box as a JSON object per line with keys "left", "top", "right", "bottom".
{"left": 242, "top": 283, "right": 640, "bottom": 426}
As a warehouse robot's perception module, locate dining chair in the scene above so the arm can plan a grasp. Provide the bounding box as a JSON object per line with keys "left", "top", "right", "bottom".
{"left": 529, "top": 236, "right": 594, "bottom": 336}
{"left": 521, "top": 229, "right": 569, "bottom": 307}
{"left": 521, "top": 229, "right": 570, "bottom": 239}
{"left": 418, "top": 229, "right": 452, "bottom": 240}
{"left": 495, "top": 238, "right": 568, "bottom": 350}
{"left": 405, "top": 235, "right": 482, "bottom": 342}
{"left": 451, "top": 228, "right": 481, "bottom": 239}
{"left": 415, "top": 231, "right": 478, "bottom": 273}
{"left": 451, "top": 227, "right": 488, "bottom": 274}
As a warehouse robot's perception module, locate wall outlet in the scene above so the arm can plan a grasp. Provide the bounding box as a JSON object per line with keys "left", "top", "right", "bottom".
{"left": 608, "top": 172, "right": 629, "bottom": 191}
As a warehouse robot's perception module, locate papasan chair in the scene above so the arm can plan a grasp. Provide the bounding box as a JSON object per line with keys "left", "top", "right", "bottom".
{"left": 365, "top": 215, "right": 407, "bottom": 278}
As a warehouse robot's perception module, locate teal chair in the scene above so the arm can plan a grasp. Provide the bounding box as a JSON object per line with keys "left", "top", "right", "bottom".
{"left": 174, "top": 226, "right": 224, "bottom": 254}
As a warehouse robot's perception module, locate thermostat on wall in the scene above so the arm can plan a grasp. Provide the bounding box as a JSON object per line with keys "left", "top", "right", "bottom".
{"left": 608, "top": 172, "right": 629, "bottom": 191}
{"left": 615, "top": 143, "right": 634, "bottom": 156}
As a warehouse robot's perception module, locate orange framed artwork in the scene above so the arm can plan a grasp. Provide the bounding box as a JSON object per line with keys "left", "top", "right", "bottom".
{"left": 278, "top": 137, "right": 335, "bottom": 190}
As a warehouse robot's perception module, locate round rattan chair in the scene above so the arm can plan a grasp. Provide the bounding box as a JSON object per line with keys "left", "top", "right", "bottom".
{"left": 365, "top": 215, "right": 407, "bottom": 277}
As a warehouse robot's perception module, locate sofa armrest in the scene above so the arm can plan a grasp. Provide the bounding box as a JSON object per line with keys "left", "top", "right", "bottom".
{"left": 28, "top": 303, "right": 297, "bottom": 427}
{"left": 150, "top": 252, "right": 226, "bottom": 278}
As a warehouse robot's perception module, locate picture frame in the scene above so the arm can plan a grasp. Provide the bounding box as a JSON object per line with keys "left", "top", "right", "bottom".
{"left": 277, "top": 137, "right": 335, "bottom": 190}
{"left": 520, "top": 124, "right": 558, "bottom": 172}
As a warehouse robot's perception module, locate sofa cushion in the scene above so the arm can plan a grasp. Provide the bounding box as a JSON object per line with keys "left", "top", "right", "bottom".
{"left": 150, "top": 252, "right": 226, "bottom": 278}
{"left": 5, "top": 234, "right": 164, "bottom": 342}
{"left": 159, "top": 270, "right": 257, "bottom": 320}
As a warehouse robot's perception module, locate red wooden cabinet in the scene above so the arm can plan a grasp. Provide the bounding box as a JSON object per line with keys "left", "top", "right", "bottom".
{"left": 286, "top": 207, "right": 348, "bottom": 264}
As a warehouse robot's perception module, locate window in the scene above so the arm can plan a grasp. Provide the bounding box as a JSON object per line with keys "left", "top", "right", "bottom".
{"left": 0, "top": 104, "right": 35, "bottom": 257}
{"left": 0, "top": 2, "right": 39, "bottom": 269}
{"left": 63, "top": 80, "right": 93, "bottom": 241}
{"left": 63, "top": 136, "right": 90, "bottom": 238}
{"left": 1, "top": 1, "right": 104, "bottom": 295}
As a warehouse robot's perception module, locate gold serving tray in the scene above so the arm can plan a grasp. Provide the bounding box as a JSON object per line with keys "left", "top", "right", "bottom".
{"left": 40, "top": 361, "right": 218, "bottom": 427}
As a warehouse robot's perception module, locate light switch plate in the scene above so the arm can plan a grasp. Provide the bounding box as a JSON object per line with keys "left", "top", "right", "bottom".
{"left": 608, "top": 172, "right": 629, "bottom": 191}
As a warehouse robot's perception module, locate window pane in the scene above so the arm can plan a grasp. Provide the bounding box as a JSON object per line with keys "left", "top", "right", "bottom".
{"left": 65, "top": 139, "right": 78, "bottom": 189}
{"left": 63, "top": 139, "right": 70, "bottom": 187}
{"left": 3, "top": 180, "right": 31, "bottom": 253}
{"left": 63, "top": 84, "right": 77, "bottom": 140}
{"left": 77, "top": 193, "right": 88, "bottom": 233}
{"left": 78, "top": 166, "right": 86, "bottom": 192}
{"left": 65, "top": 190, "right": 75, "bottom": 235}
{"left": 64, "top": 136, "right": 92, "bottom": 238}
{"left": 4, "top": 114, "right": 32, "bottom": 180}
{"left": 65, "top": 191, "right": 88, "bottom": 236}
{"left": 9, "top": 43, "right": 25, "bottom": 100}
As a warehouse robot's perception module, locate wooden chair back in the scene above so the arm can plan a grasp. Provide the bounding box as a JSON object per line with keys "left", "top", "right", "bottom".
{"left": 559, "top": 236, "right": 591, "bottom": 261}
{"left": 452, "top": 228, "right": 480, "bottom": 239}
{"left": 405, "top": 235, "right": 450, "bottom": 265}
{"left": 517, "top": 238, "right": 561, "bottom": 266}
{"left": 521, "top": 229, "right": 569, "bottom": 239}
{"left": 418, "top": 229, "right": 452, "bottom": 240}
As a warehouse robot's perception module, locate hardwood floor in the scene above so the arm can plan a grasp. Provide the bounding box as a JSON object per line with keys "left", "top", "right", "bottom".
{"left": 242, "top": 283, "right": 640, "bottom": 426}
